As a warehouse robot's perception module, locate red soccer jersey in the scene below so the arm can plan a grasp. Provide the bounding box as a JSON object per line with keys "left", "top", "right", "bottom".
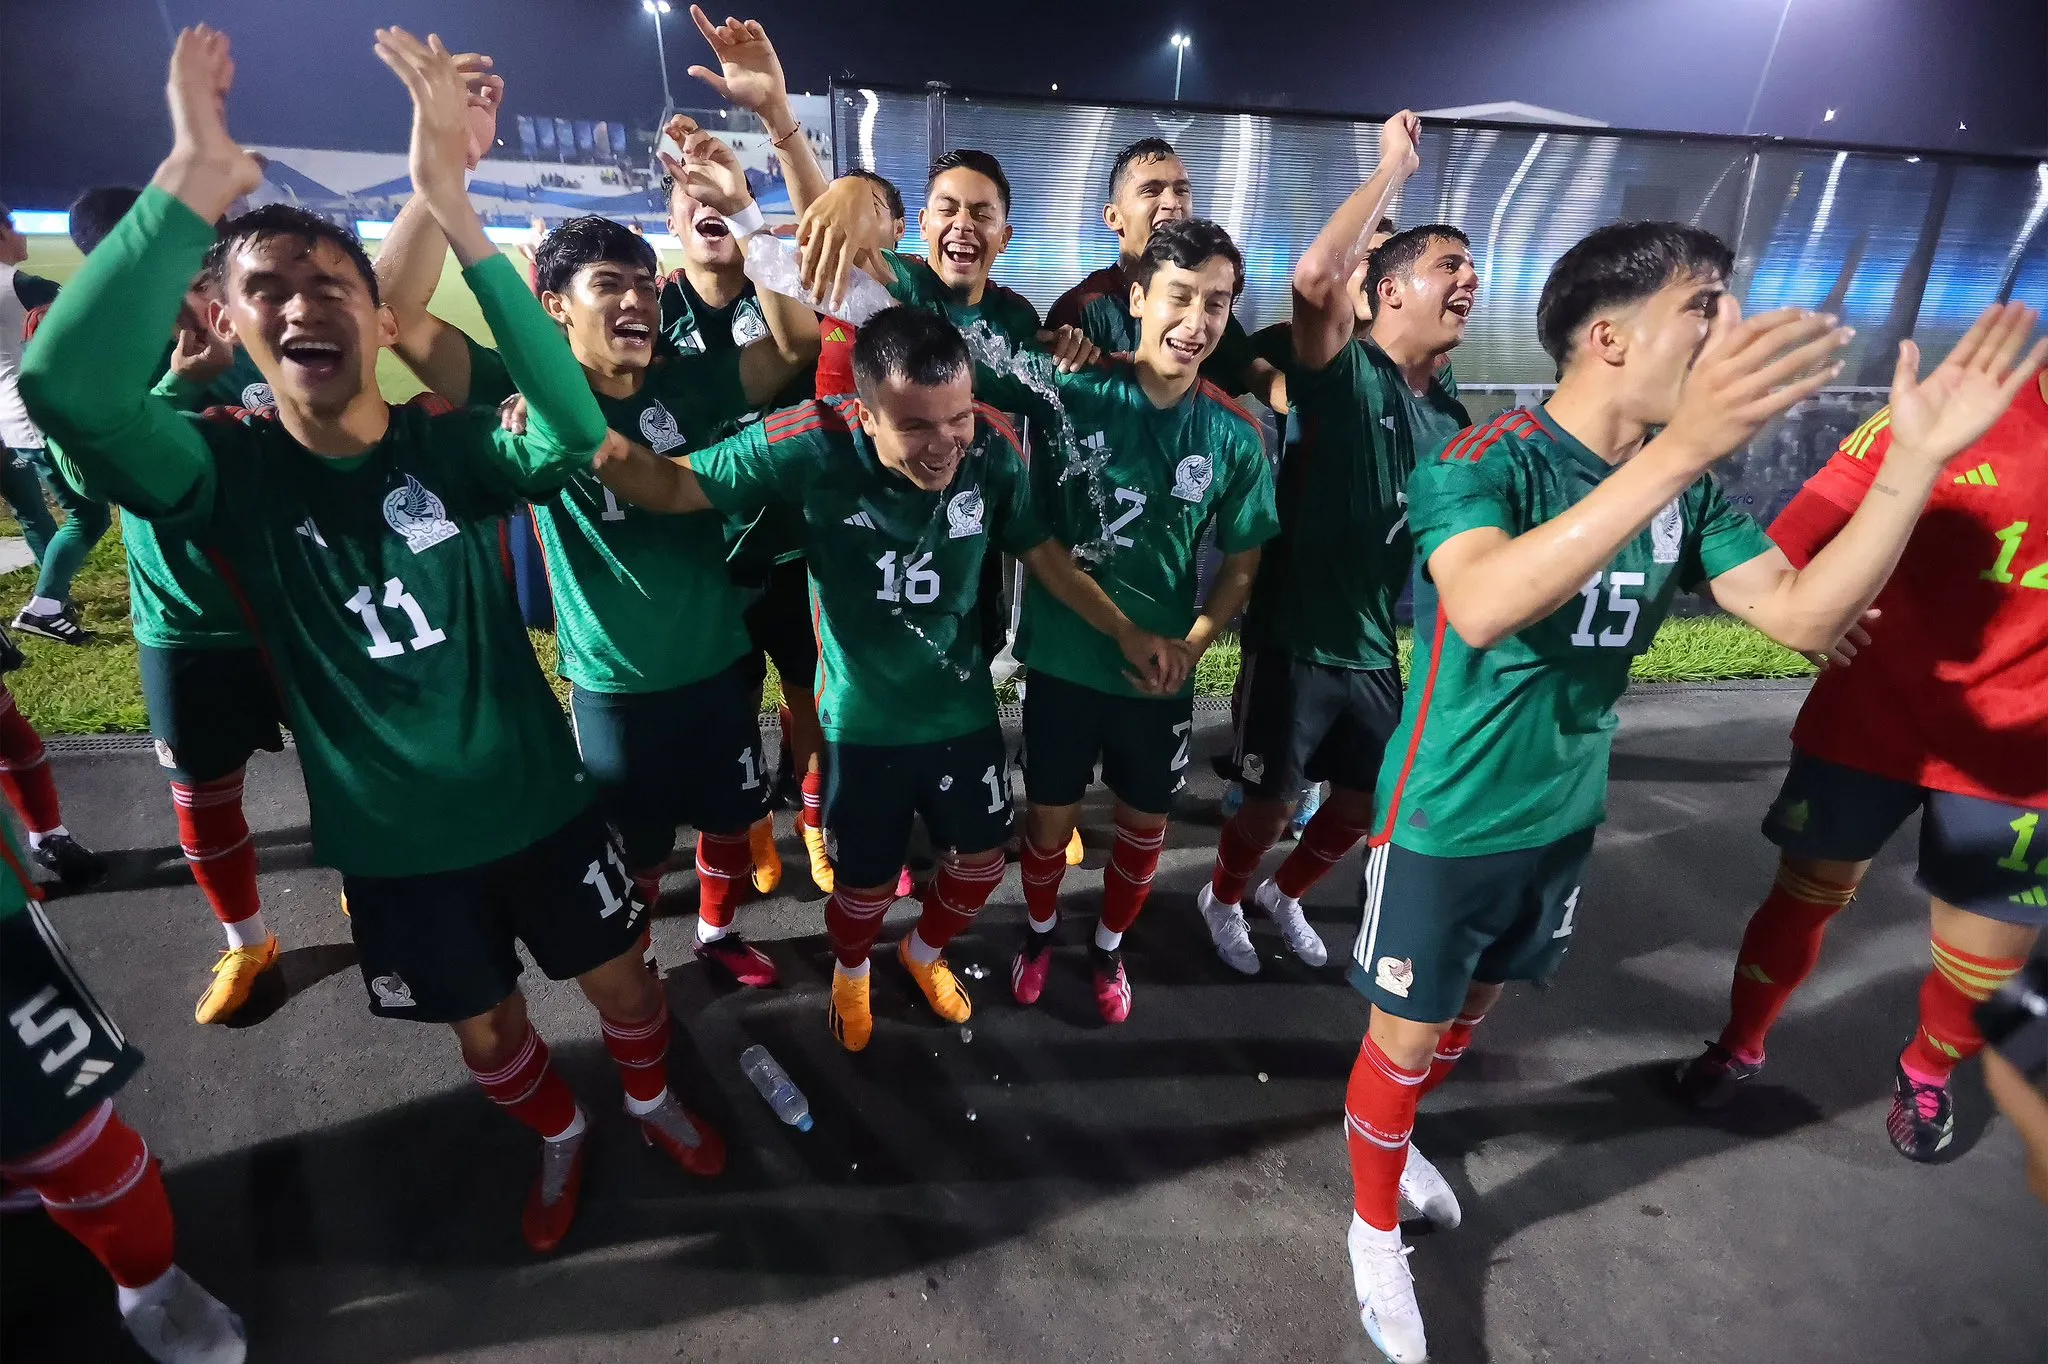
{"left": 814, "top": 316, "right": 856, "bottom": 399}
{"left": 1771, "top": 377, "right": 2048, "bottom": 805}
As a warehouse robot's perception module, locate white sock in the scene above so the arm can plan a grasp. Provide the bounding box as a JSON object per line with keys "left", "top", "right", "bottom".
{"left": 26, "top": 596, "right": 64, "bottom": 617}
{"left": 623, "top": 1087, "right": 670, "bottom": 1118}
{"left": 115, "top": 1266, "right": 178, "bottom": 1316}
{"left": 26, "top": 825, "right": 66, "bottom": 850}
{"left": 222, "top": 910, "right": 270, "bottom": 950}
{"left": 903, "top": 929, "right": 942, "bottom": 966}
{"left": 1094, "top": 922, "right": 1123, "bottom": 952}
{"left": 836, "top": 957, "right": 872, "bottom": 981}
{"left": 695, "top": 916, "right": 727, "bottom": 945}
{"left": 1028, "top": 913, "right": 1058, "bottom": 935}
{"left": 544, "top": 1104, "right": 588, "bottom": 1144}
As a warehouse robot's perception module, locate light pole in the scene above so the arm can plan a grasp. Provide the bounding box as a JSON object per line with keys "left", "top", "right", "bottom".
{"left": 1170, "top": 33, "right": 1190, "bottom": 103}
{"left": 1741, "top": 0, "right": 1794, "bottom": 135}
{"left": 642, "top": 0, "right": 675, "bottom": 116}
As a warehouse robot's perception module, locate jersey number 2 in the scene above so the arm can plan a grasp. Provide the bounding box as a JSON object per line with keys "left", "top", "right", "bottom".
{"left": 345, "top": 579, "right": 447, "bottom": 659}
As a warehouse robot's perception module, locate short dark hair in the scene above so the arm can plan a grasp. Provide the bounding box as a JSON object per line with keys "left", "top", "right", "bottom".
{"left": 205, "top": 205, "right": 380, "bottom": 305}
{"left": 68, "top": 186, "right": 143, "bottom": 254}
{"left": 847, "top": 168, "right": 906, "bottom": 224}
{"left": 1537, "top": 221, "right": 1733, "bottom": 367}
{"left": 1130, "top": 218, "right": 1243, "bottom": 297}
{"left": 1374, "top": 215, "right": 1397, "bottom": 237}
{"left": 851, "top": 306, "right": 971, "bottom": 399}
{"left": 1108, "top": 138, "right": 1181, "bottom": 199}
{"left": 1365, "top": 224, "right": 1470, "bottom": 307}
{"left": 534, "top": 215, "right": 658, "bottom": 298}
{"left": 927, "top": 149, "right": 1011, "bottom": 216}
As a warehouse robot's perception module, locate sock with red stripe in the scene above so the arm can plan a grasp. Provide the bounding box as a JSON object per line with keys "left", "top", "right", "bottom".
{"left": 171, "top": 771, "right": 264, "bottom": 943}
{"left": 1717, "top": 864, "right": 1859, "bottom": 1064}
{"left": 1019, "top": 836, "right": 1069, "bottom": 929}
{"left": 801, "top": 770, "right": 824, "bottom": 831}
{"left": 1210, "top": 812, "right": 1275, "bottom": 907}
{"left": 466, "top": 1023, "right": 582, "bottom": 1141}
{"left": 1419, "top": 1012, "right": 1485, "bottom": 1097}
{"left": 0, "top": 691, "right": 62, "bottom": 835}
{"left": 633, "top": 871, "right": 664, "bottom": 911}
{"left": 1272, "top": 805, "right": 1371, "bottom": 902}
{"left": 826, "top": 884, "right": 898, "bottom": 968}
{"left": 600, "top": 1004, "right": 673, "bottom": 1111}
{"left": 1900, "top": 937, "right": 2026, "bottom": 1086}
{"left": 1, "top": 1104, "right": 174, "bottom": 1288}
{"left": 910, "top": 854, "right": 1006, "bottom": 957}
{"left": 693, "top": 831, "right": 753, "bottom": 942}
{"left": 1344, "top": 1036, "right": 1428, "bottom": 1232}
{"left": 1097, "top": 818, "right": 1166, "bottom": 947}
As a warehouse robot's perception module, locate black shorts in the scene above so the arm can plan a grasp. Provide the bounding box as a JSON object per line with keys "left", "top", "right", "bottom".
{"left": 740, "top": 557, "right": 819, "bottom": 704}
{"left": 1231, "top": 647, "right": 1402, "bottom": 800}
{"left": 342, "top": 802, "right": 647, "bottom": 1023}
{"left": 825, "top": 725, "right": 1014, "bottom": 887}
{"left": 570, "top": 658, "right": 772, "bottom": 870}
{"left": 1348, "top": 829, "right": 1596, "bottom": 1023}
{"left": 138, "top": 643, "right": 286, "bottom": 786}
{"left": 1763, "top": 749, "right": 2048, "bottom": 925}
{"left": 0, "top": 904, "right": 143, "bottom": 1160}
{"left": 1022, "top": 671, "right": 1193, "bottom": 816}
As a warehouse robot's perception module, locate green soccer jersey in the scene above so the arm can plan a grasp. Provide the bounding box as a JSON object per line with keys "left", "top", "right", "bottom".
{"left": 1376, "top": 406, "right": 1774, "bottom": 857}
{"left": 468, "top": 339, "right": 757, "bottom": 694}
{"left": 22, "top": 187, "right": 610, "bottom": 878}
{"left": 689, "top": 397, "right": 1051, "bottom": 745}
{"left": 1047, "top": 262, "right": 1260, "bottom": 393}
{"left": 978, "top": 359, "right": 1279, "bottom": 698}
{"left": 1247, "top": 337, "right": 1469, "bottom": 671}
{"left": 879, "top": 249, "right": 1041, "bottom": 347}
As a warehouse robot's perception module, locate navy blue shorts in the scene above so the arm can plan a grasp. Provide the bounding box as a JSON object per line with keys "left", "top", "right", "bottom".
{"left": 825, "top": 726, "right": 1014, "bottom": 888}
{"left": 1022, "top": 671, "right": 1192, "bottom": 815}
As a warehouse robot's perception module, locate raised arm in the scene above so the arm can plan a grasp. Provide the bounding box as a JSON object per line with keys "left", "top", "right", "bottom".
{"left": 1292, "top": 113, "right": 1420, "bottom": 373}
{"left": 683, "top": 7, "right": 829, "bottom": 213}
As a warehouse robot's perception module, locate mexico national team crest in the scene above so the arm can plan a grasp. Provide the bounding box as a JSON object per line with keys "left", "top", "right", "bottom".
{"left": 1374, "top": 955, "right": 1415, "bottom": 998}
{"left": 383, "top": 474, "right": 459, "bottom": 554}
{"left": 240, "top": 381, "right": 276, "bottom": 410}
{"left": 1650, "top": 498, "right": 1683, "bottom": 564}
{"left": 1171, "top": 453, "right": 1213, "bottom": 503}
{"left": 947, "top": 488, "right": 985, "bottom": 538}
{"left": 731, "top": 298, "right": 770, "bottom": 347}
{"left": 639, "top": 399, "right": 686, "bottom": 453}
{"left": 371, "top": 974, "right": 415, "bottom": 1008}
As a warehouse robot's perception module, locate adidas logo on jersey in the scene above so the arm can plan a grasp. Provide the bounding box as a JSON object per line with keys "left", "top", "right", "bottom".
{"left": 295, "top": 516, "right": 328, "bottom": 548}
{"left": 842, "top": 510, "right": 877, "bottom": 529}
{"left": 383, "top": 475, "right": 459, "bottom": 554}
{"left": 2012, "top": 886, "right": 2047, "bottom": 907}
{"left": 1953, "top": 462, "right": 1998, "bottom": 487}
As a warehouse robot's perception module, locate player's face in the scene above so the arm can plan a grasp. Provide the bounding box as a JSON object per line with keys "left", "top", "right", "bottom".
{"left": 543, "top": 260, "right": 661, "bottom": 374}
{"left": 1105, "top": 154, "right": 1192, "bottom": 257}
{"left": 1374, "top": 236, "right": 1478, "bottom": 348}
{"left": 219, "top": 236, "right": 391, "bottom": 419}
{"left": 859, "top": 368, "right": 977, "bottom": 491}
{"left": 1131, "top": 256, "right": 1237, "bottom": 381}
{"left": 919, "top": 169, "right": 1012, "bottom": 294}
{"left": 0, "top": 218, "right": 25, "bottom": 267}
{"left": 1625, "top": 271, "right": 1727, "bottom": 424}
{"left": 667, "top": 183, "right": 740, "bottom": 270}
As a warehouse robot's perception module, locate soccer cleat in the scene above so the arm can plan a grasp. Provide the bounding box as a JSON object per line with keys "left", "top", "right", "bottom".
{"left": 193, "top": 936, "right": 281, "bottom": 1025}
{"left": 1197, "top": 883, "right": 1261, "bottom": 975}
{"left": 696, "top": 931, "right": 778, "bottom": 988}
{"left": 1011, "top": 928, "right": 1056, "bottom": 1006}
{"left": 33, "top": 832, "right": 108, "bottom": 890}
{"left": 1398, "top": 1142, "right": 1462, "bottom": 1229}
{"left": 1090, "top": 944, "right": 1132, "bottom": 1025}
{"left": 1253, "top": 878, "right": 1329, "bottom": 966}
{"left": 521, "top": 1130, "right": 587, "bottom": 1254}
{"left": 1065, "top": 829, "right": 1085, "bottom": 866}
{"left": 340, "top": 892, "right": 350, "bottom": 918}
{"left": 1886, "top": 1058, "right": 1955, "bottom": 1162}
{"left": 1349, "top": 1214, "right": 1428, "bottom": 1364}
{"left": 747, "top": 817, "right": 782, "bottom": 895}
{"left": 801, "top": 822, "right": 835, "bottom": 894}
{"left": 119, "top": 1265, "right": 247, "bottom": 1364}
{"left": 828, "top": 968, "right": 873, "bottom": 1052}
{"left": 1670, "top": 1041, "right": 1763, "bottom": 1111}
{"left": 11, "top": 604, "right": 92, "bottom": 647}
{"left": 895, "top": 866, "right": 915, "bottom": 898}
{"left": 897, "top": 936, "right": 972, "bottom": 1023}
{"left": 638, "top": 1094, "right": 726, "bottom": 1178}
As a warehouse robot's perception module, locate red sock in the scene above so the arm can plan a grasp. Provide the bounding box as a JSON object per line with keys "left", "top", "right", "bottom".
{"left": 778, "top": 705, "right": 793, "bottom": 755}
{"left": 633, "top": 871, "right": 664, "bottom": 909}
{"left": 1, "top": 1104, "right": 175, "bottom": 1288}
{"left": 801, "top": 770, "right": 824, "bottom": 831}
{"left": 600, "top": 1004, "right": 673, "bottom": 1106}
{"left": 170, "top": 772, "right": 261, "bottom": 926}
{"left": 1018, "top": 836, "right": 1068, "bottom": 927}
{"left": 466, "top": 1023, "right": 579, "bottom": 1139}
{"left": 1717, "top": 864, "right": 1859, "bottom": 1063}
{"left": 0, "top": 690, "right": 62, "bottom": 834}
{"left": 914, "top": 855, "right": 1006, "bottom": 951}
{"left": 1100, "top": 819, "right": 1166, "bottom": 935}
{"left": 694, "top": 831, "right": 752, "bottom": 930}
{"left": 1210, "top": 812, "right": 1275, "bottom": 905}
{"left": 1273, "top": 806, "right": 1371, "bottom": 902}
{"left": 1344, "top": 1036, "right": 1427, "bottom": 1231}
{"left": 826, "top": 884, "right": 898, "bottom": 967}
{"left": 1900, "top": 938, "right": 2026, "bottom": 1084}
{"left": 1420, "top": 1012, "right": 1485, "bottom": 1097}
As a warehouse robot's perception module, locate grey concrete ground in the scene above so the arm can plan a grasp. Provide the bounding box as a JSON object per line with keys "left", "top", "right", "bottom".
{"left": 2, "top": 684, "right": 2043, "bottom": 1363}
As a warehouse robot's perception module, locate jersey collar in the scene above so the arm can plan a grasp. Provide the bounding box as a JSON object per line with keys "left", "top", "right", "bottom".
{"left": 1529, "top": 402, "right": 1617, "bottom": 479}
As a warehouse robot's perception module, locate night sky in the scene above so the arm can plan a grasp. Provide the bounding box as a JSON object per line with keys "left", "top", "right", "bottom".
{"left": 3, "top": 0, "right": 2043, "bottom": 208}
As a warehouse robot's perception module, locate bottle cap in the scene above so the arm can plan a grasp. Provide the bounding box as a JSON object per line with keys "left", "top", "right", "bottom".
{"left": 795, "top": 1112, "right": 813, "bottom": 1132}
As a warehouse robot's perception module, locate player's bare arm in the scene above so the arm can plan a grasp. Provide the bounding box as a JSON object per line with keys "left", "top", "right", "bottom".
{"left": 1292, "top": 113, "right": 1419, "bottom": 373}
{"left": 590, "top": 429, "right": 715, "bottom": 514}
{"left": 1020, "top": 540, "right": 1186, "bottom": 695}
{"left": 682, "top": 8, "right": 829, "bottom": 213}
{"left": 373, "top": 29, "right": 498, "bottom": 271}
{"left": 1429, "top": 302, "right": 1849, "bottom": 650}
{"left": 1708, "top": 301, "right": 2045, "bottom": 652}
{"left": 1188, "top": 546, "right": 1261, "bottom": 657}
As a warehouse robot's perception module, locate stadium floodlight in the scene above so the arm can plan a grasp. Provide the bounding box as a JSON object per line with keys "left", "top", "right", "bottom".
{"left": 1823, "top": 108, "right": 1836, "bottom": 122}
{"left": 642, "top": 0, "right": 676, "bottom": 115}
{"left": 1170, "top": 33, "right": 1191, "bottom": 102}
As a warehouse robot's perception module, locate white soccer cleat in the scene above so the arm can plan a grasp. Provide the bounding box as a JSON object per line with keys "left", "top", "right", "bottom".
{"left": 1254, "top": 878, "right": 1328, "bottom": 966}
{"left": 121, "top": 1266, "right": 248, "bottom": 1364}
{"left": 1197, "top": 883, "right": 1260, "bottom": 975}
{"left": 1397, "top": 1142, "right": 1462, "bottom": 1229}
{"left": 1349, "top": 1214, "right": 1429, "bottom": 1364}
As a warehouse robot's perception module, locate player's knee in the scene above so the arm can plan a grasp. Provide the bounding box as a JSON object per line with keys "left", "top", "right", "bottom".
{"left": 1326, "top": 785, "right": 1376, "bottom": 825}
{"left": 577, "top": 948, "right": 663, "bottom": 1021}
{"left": 1234, "top": 797, "right": 1293, "bottom": 845}
{"left": 451, "top": 993, "right": 530, "bottom": 1070}
{"left": 1779, "top": 852, "right": 1868, "bottom": 890}
{"left": 1367, "top": 1007, "right": 1444, "bottom": 1073}
{"left": 1024, "top": 803, "right": 1081, "bottom": 846}
{"left": 1462, "top": 980, "right": 1505, "bottom": 1016}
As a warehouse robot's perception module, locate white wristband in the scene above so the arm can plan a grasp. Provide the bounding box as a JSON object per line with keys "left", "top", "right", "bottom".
{"left": 722, "top": 201, "right": 766, "bottom": 239}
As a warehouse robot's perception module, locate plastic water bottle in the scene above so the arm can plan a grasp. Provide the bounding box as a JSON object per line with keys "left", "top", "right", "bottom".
{"left": 741, "top": 233, "right": 895, "bottom": 327}
{"left": 739, "top": 1044, "right": 813, "bottom": 1131}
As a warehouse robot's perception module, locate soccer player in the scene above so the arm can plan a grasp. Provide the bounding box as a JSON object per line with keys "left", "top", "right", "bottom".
{"left": 1674, "top": 371, "right": 2048, "bottom": 1160}
{"left": 1334, "top": 219, "right": 2038, "bottom": 1362}
{"left": 0, "top": 681, "right": 107, "bottom": 888}
{"left": 1198, "top": 115, "right": 1472, "bottom": 976}
{"left": 0, "top": 819, "right": 246, "bottom": 1362}
{"left": 814, "top": 170, "right": 907, "bottom": 403}
{"left": 0, "top": 203, "right": 63, "bottom": 571}
{"left": 969, "top": 218, "right": 1280, "bottom": 1023}
{"left": 585, "top": 305, "right": 1190, "bottom": 1050}
{"left": 23, "top": 25, "right": 728, "bottom": 1254}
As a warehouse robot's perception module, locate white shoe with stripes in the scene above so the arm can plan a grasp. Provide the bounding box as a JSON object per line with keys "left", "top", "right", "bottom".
{"left": 1397, "top": 1142, "right": 1462, "bottom": 1229}
{"left": 1254, "top": 878, "right": 1328, "bottom": 966}
{"left": 1197, "top": 883, "right": 1260, "bottom": 975}
{"left": 1349, "top": 1214, "right": 1428, "bottom": 1363}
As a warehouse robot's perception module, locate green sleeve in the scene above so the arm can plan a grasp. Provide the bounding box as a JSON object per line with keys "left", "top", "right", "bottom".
{"left": 17, "top": 185, "right": 219, "bottom": 521}
{"left": 151, "top": 368, "right": 210, "bottom": 414}
{"left": 461, "top": 253, "right": 606, "bottom": 471}
{"left": 464, "top": 332, "right": 518, "bottom": 409}
{"left": 690, "top": 418, "right": 804, "bottom": 515}
{"left": 879, "top": 249, "right": 928, "bottom": 306}
{"left": 987, "top": 430, "right": 1052, "bottom": 556}
{"left": 1686, "top": 473, "right": 1775, "bottom": 589}
{"left": 1214, "top": 425, "right": 1281, "bottom": 553}
{"left": 1407, "top": 446, "right": 1518, "bottom": 568}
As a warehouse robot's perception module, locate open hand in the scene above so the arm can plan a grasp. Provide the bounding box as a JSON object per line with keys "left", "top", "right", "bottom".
{"left": 1884, "top": 302, "right": 2045, "bottom": 474}
{"left": 1661, "top": 296, "right": 1852, "bottom": 471}
{"left": 1804, "top": 607, "right": 1877, "bottom": 670}
{"left": 797, "top": 175, "right": 897, "bottom": 309}
{"left": 685, "top": 7, "right": 793, "bottom": 130}
{"left": 163, "top": 26, "right": 263, "bottom": 202}
{"left": 451, "top": 53, "right": 505, "bottom": 171}
{"left": 1037, "top": 326, "right": 1102, "bottom": 374}
{"left": 374, "top": 29, "right": 475, "bottom": 208}
{"left": 659, "top": 118, "right": 753, "bottom": 217}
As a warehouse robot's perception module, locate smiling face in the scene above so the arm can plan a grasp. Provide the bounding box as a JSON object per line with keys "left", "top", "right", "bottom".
{"left": 1368, "top": 234, "right": 1479, "bottom": 349}
{"left": 666, "top": 180, "right": 740, "bottom": 271}
{"left": 1105, "top": 152, "right": 1192, "bottom": 260}
{"left": 217, "top": 234, "right": 392, "bottom": 419}
{"left": 542, "top": 259, "right": 661, "bottom": 374}
{"left": 858, "top": 367, "right": 977, "bottom": 491}
{"left": 919, "top": 167, "right": 1012, "bottom": 296}
{"left": 1131, "top": 255, "right": 1237, "bottom": 382}
{"left": 1610, "top": 269, "right": 1727, "bottom": 426}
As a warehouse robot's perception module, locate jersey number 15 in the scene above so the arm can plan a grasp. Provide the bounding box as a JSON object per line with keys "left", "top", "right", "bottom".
{"left": 1569, "top": 571, "right": 1644, "bottom": 649}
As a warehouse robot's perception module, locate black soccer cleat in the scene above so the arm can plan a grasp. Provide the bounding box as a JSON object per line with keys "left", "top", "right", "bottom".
{"left": 33, "top": 833, "right": 108, "bottom": 890}
{"left": 1886, "top": 1057, "right": 1954, "bottom": 1162}
{"left": 10, "top": 605, "right": 92, "bottom": 647}
{"left": 1671, "top": 1041, "right": 1763, "bottom": 1111}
